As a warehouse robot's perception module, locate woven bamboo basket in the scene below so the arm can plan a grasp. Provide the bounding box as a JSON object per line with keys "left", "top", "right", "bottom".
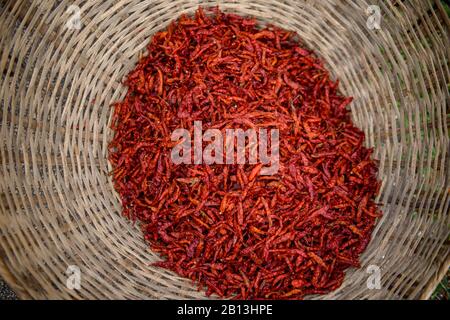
{"left": 0, "top": 0, "right": 448, "bottom": 300}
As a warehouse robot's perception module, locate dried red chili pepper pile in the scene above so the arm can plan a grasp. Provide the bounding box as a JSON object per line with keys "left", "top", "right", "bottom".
{"left": 109, "top": 8, "right": 381, "bottom": 299}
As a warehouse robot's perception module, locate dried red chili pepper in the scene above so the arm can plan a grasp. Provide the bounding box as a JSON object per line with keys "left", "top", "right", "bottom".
{"left": 109, "top": 7, "right": 381, "bottom": 299}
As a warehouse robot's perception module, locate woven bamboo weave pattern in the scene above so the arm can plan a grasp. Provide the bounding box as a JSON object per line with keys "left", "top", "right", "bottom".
{"left": 0, "top": 0, "right": 449, "bottom": 299}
